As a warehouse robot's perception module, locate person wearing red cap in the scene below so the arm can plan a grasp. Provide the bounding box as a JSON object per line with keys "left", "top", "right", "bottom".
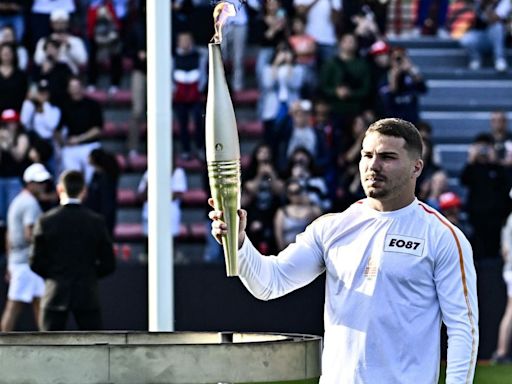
{"left": 438, "top": 191, "right": 472, "bottom": 237}
{"left": 367, "top": 40, "right": 391, "bottom": 118}
{"left": 0, "top": 108, "right": 30, "bottom": 227}
{"left": 1, "top": 108, "right": 19, "bottom": 123}
{"left": 439, "top": 191, "right": 462, "bottom": 211}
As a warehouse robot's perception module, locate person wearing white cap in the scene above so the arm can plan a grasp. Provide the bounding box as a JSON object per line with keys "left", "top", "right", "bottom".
{"left": 30, "top": 0, "right": 76, "bottom": 47}
{"left": 0, "top": 163, "right": 51, "bottom": 331}
{"left": 33, "top": 7, "right": 87, "bottom": 75}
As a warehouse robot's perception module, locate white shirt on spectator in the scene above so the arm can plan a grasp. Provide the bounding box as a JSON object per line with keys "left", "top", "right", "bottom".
{"left": 495, "top": 0, "right": 512, "bottom": 19}
{"left": 31, "top": 0, "right": 76, "bottom": 14}
{"left": 16, "top": 46, "right": 28, "bottom": 71}
{"left": 33, "top": 35, "right": 88, "bottom": 74}
{"left": 224, "top": 0, "right": 261, "bottom": 26}
{"left": 293, "top": 0, "right": 341, "bottom": 45}
{"left": 138, "top": 167, "right": 188, "bottom": 237}
{"left": 20, "top": 100, "right": 61, "bottom": 140}
{"left": 287, "top": 126, "right": 316, "bottom": 158}
{"left": 89, "top": 0, "right": 129, "bottom": 19}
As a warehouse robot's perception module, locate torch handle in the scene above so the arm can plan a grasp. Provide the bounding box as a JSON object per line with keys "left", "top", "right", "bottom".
{"left": 207, "top": 159, "right": 241, "bottom": 276}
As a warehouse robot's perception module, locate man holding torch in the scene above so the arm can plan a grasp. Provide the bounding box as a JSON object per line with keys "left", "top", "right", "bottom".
{"left": 209, "top": 118, "right": 478, "bottom": 383}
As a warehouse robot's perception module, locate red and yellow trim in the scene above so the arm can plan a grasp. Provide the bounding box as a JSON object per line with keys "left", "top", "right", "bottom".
{"left": 418, "top": 202, "right": 477, "bottom": 383}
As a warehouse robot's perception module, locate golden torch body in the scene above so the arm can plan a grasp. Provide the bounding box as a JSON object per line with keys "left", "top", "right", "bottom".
{"left": 206, "top": 43, "right": 241, "bottom": 276}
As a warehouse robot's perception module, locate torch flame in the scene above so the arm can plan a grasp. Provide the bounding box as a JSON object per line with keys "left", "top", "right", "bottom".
{"left": 211, "top": 2, "right": 237, "bottom": 44}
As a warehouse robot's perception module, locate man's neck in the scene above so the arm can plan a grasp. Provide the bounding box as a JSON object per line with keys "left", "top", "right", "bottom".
{"left": 340, "top": 52, "right": 355, "bottom": 61}
{"left": 60, "top": 197, "right": 81, "bottom": 205}
{"left": 366, "top": 195, "right": 415, "bottom": 212}
{"left": 23, "top": 188, "right": 35, "bottom": 198}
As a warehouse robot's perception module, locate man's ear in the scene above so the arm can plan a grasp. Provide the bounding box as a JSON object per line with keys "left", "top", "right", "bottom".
{"left": 413, "top": 158, "right": 424, "bottom": 178}
{"left": 79, "top": 187, "right": 87, "bottom": 200}
{"left": 56, "top": 183, "right": 64, "bottom": 195}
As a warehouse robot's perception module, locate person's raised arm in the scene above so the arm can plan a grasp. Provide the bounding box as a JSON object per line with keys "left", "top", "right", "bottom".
{"left": 208, "top": 198, "right": 325, "bottom": 300}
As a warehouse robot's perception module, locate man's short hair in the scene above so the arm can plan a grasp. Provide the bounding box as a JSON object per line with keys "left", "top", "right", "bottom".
{"left": 59, "top": 170, "right": 85, "bottom": 198}
{"left": 473, "top": 133, "right": 494, "bottom": 145}
{"left": 365, "top": 118, "right": 423, "bottom": 159}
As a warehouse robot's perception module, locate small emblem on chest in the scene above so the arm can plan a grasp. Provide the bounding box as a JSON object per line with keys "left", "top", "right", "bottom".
{"left": 364, "top": 257, "right": 378, "bottom": 280}
{"left": 384, "top": 234, "right": 425, "bottom": 257}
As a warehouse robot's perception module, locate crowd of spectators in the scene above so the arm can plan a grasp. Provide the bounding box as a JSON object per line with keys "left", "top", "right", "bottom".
{"left": 0, "top": 0, "right": 146, "bottom": 252}
{"left": 191, "top": 0, "right": 509, "bottom": 262}
{"left": 0, "top": 0, "right": 148, "bottom": 331}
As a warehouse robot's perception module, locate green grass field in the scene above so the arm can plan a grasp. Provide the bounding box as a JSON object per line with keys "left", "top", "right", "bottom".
{"left": 439, "top": 363, "right": 512, "bottom": 384}
{"left": 238, "top": 364, "right": 512, "bottom": 384}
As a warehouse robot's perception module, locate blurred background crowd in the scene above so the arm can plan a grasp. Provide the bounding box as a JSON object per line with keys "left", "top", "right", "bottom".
{"left": 0, "top": 0, "right": 511, "bottom": 359}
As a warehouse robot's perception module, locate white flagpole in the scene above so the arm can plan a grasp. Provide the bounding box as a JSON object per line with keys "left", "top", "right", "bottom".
{"left": 146, "top": 1, "right": 173, "bottom": 331}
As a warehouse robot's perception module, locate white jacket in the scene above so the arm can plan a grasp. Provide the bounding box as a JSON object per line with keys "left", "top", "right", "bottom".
{"left": 238, "top": 198, "right": 478, "bottom": 384}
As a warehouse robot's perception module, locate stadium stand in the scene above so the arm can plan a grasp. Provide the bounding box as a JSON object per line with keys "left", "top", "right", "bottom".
{"left": 88, "top": 0, "right": 510, "bottom": 264}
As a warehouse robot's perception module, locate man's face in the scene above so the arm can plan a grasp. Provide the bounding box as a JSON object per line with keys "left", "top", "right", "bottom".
{"left": 491, "top": 112, "right": 507, "bottom": 135}
{"left": 473, "top": 142, "right": 494, "bottom": 163}
{"left": 68, "top": 79, "right": 83, "bottom": 100}
{"left": 256, "top": 145, "right": 271, "bottom": 163}
{"left": 29, "top": 181, "right": 46, "bottom": 197}
{"left": 359, "top": 132, "right": 422, "bottom": 202}
{"left": 45, "top": 41, "right": 60, "bottom": 58}
{"left": 374, "top": 53, "right": 390, "bottom": 67}
{"left": 177, "top": 33, "right": 193, "bottom": 52}
{"left": 314, "top": 103, "right": 329, "bottom": 124}
{"left": 1, "top": 28, "right": 14, "bottom": 42}
{"left": 339, "top": 34, "right": 357, "bottom": 56}
{"left": 290, "top": 106, "right": 310, "bottom": 128}
{"left": 0, "top": 46, "right": 13, "bottom": 63}
{"left": 52, "top": 19, "right": 68, "bottom": 33}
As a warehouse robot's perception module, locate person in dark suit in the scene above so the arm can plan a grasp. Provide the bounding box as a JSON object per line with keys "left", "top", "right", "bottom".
{"left": 30, "top": 170, "right": 115, "bottom": 331}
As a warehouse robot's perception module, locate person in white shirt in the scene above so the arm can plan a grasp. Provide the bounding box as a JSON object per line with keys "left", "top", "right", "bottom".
{"left": 209, "top": 118, "right": 479, "bottom": 383}
{"left": 21, "top": 79, "right": 61, "bottom": 174}
{"left": 1, "top": 163, "right": 50, "bottom": 331}
{"left": 21, "top": 80, "right": 61, "bottom": 142}
{"left": 137, "top": 166, "right": 188, "bottom": 238}
{"left": 33, "top": 9, "right": 87, "bottom": 75}
{"left": 30, "top": 0, "right": 76, "bottom": 46}
{"left": 294, "top": 0, "right": 341, "bottom": 65}
{"left": 220, "top": 0, "right": 260, "bottom": 92}
{"left": 493, "top": 210, "right": 512, "bottom": 363}
{"left": 460, "top": 0, "right": 511, "bottom": 72}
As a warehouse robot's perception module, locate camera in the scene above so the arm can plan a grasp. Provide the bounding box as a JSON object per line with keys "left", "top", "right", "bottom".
{"left": 478, "top": 146, "right": 489, "bottom": 157}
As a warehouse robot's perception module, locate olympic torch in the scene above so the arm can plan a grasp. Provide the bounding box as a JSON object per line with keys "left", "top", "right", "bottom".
{"left": 206, "top": 2, "right": 240, "bottom": 276}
